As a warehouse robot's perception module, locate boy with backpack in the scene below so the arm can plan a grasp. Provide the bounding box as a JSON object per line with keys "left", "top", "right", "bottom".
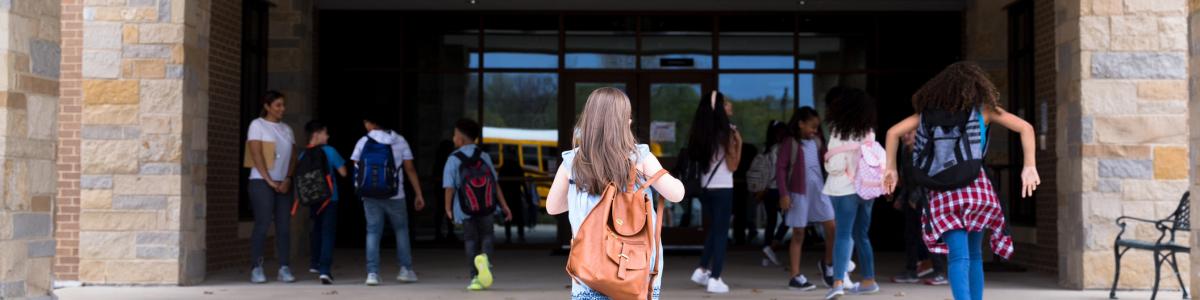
{"left": 351, "top": 115, "right": 426, "bottom": 286}
{"left": 295, "top": 121, "right": 348, "bottom": 284}
{"left": 442, "top": 119, "right": 512, "bottom": 291}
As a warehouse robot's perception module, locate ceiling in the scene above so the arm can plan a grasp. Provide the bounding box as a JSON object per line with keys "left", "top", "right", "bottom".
{"left": 314, "top": 0, "right": 966, "bottom": 12}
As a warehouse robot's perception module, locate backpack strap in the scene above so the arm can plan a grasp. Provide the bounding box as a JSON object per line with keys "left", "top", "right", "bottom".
{"left": 640, "top": 169, "right": 669, "bottom": 298}
{"left": 785, "top": 139, "right": 799, "bottom": 184}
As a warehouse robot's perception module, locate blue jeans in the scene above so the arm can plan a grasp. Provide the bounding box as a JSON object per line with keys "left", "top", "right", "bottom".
{"left": 309, "top": 202, "right": 337, "bottom": 275}
{"left": 831, "top": 194, "right": 875, "bottom": 281}
{"left": 698, "top": 188, "right": 733, "bottom": 279}
{"left": 249, "top": 180, "right": 291, "bottom": 268}
{"left": 363, "top": 197, "right": 413, "bottom": 274}
{"left": 944, "top": 230, "right": 985, "bottom": 300}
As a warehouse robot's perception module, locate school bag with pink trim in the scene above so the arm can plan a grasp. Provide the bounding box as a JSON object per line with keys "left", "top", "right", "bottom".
{"left": 824, "top": 132, "right": 887, "bottom": 200}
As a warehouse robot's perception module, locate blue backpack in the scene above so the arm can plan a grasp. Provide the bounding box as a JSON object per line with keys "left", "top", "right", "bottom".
{"left": 356, "top": 137, "right": 398, "bottom": 198}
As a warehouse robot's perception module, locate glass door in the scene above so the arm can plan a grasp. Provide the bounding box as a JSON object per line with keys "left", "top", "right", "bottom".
{"left": 637, "top": 73, "right": 713, "bottom": 246}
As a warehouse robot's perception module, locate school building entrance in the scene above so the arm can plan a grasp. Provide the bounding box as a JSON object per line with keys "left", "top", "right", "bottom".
{"left": 1, "top": 0, "right": 1197, "bottom": 298}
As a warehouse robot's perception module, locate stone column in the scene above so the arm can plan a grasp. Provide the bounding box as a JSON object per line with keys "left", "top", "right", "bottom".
{"left": 1189, "top": 0, "right": 1200, "bottom": 294}
{"left": 75, "top": 0, "right": 208, "bottom": 285}
{"left": 0, "top": 0, "right": 61, "bottom": 298}
{"left": 1057, "top": 0, "right": 1191, "bottom": 289}
{"left": 268, "top": 0, "right": 313, "bottom": 264}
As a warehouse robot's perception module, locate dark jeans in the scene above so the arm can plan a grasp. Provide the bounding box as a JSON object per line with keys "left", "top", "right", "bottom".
{"left": 309, "top": 202, "right": 337, "bottom": 275}
{"left": 249, "top": 179, "right": 292, "bottom": 268}
{"left": 503, "top": 190, "right": 526, "bottom": 242}
{"left": 903, "top": 201, "right": 945, "bottom": 274}
{"left": 464, "top": 214, "right": 495, "bottom": 276}
{"left": 760, "top": 189, "right": 788, "bottom": 247}
{"left": 698, "top": 188, "right": 733, "bottom": 279}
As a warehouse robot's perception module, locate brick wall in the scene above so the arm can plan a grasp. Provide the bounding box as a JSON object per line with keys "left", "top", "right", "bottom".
{"left": 0, "top": 0, "right": 63, "bottom": 298}
{"left": 1056, "top": 0, "right": 1190, "bottom": 289}
{"left": 206, "top": 0, "right": 243, "bottom": 272}
{"left": 56, "top": 0, "right": 84, "bottom": 285}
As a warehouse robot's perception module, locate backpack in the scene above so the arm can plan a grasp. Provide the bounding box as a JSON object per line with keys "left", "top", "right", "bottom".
{"left": 356, "top": 137, "right": 399, "bottom": 198}
{"left": 911, "top": 108, "right": 987, "bottom": 190}
{"left": 674, "top": 151, "right": 703, "bottom": 199}
{"left": 295, "top": 146, "right": 333, "bottom": 211}
{"left": 824, "top": 132, "right": 887, "bottom": 200}
{"left": 747, "top": 144, "right": 789, "bottom": 193}
{"left": 455, "top": 150, "right": 499, "bottom": 217}
{"left": 566, "top": 168, "right": 669, "bottom": 300}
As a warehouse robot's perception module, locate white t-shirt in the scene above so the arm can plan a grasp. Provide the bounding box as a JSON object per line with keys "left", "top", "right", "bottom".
{"left": 700, "top": 146, "right": 734, "bottom": 189}
{"left": 351, "top": 130, "right": 415, "bottom": 200}
{"left": 246, "top": 118, "right": 295, "bottom": 181}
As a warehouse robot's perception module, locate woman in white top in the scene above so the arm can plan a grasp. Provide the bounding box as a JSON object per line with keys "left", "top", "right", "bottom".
{"left": 686, "top": 91, "right": 743, "bottom": 294}
{"left": 822, "top": 88, "right": 881, "bottom": 299}
{"left": 246, "top": 91, "right": 298, "bottom": 284}
{"left": 546, "top": 87, "right": 685, "bottom": 299}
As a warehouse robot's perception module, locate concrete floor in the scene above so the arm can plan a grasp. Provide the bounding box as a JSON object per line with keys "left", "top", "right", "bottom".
{"left": 57, "top": 248, "right": 1186, "bottom": 300}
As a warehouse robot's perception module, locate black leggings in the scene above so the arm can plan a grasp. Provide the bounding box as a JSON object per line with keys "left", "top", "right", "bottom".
{"left": 761, "top": 189, "right": 788, "bottom": 247}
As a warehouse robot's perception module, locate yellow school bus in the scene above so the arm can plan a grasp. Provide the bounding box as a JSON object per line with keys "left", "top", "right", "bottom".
{"left": 480, "top": 127, "right": 559, "bottom": 207}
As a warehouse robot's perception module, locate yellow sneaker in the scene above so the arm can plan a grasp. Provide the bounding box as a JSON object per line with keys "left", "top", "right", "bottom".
{"left": 467, "top": 277, "right": 483, "bottom": 291}
{"left": 475, "top": 254, "right": 493, "bottom": 288}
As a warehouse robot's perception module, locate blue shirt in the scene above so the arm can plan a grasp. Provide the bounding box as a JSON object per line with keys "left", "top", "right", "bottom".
{"left": 442, "top": 144, "right": 499, "bottom": 224}
{"left": 299, "top": 145, "right": 346, "bottom": 202}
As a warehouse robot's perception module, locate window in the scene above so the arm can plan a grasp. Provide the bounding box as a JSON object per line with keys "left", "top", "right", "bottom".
{"left": 402, "top": 15, "right": 480, "bottom": 70}
{"left": 522, "top": 145, "right": 540, "bottom": 169}
{"left": 640, "top": 16, "right": 713, "bottom": 69}
{"left": 1006, "top": 0, "right": 1037, "bottom": 227}
{"left": 719, "top": 15, "right": 793, "bottom": 70}
{"left": 566, "top": 16, "right": 636, "bottom": 69}
{"left": 720, "top": 74, "right": 794, "bottom": 147}
{"left": 484, "top": 15, "right": 559, "bottom": 69}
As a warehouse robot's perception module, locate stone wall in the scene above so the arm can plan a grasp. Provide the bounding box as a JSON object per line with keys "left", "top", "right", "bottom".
{"left": 0, "top": 0, "right": 61, "bottom": 298}
{"left": 1189, "top": 0, "right": 1200, "bottom": 295}
{"left": 267, "top": 0, "right": 314, "bottom": 265}
{"left": 75, "top": 0, "right": 208, "bottom": 285}
{"left": 1056, "top": 0, "right": 1191, "bottom": 289}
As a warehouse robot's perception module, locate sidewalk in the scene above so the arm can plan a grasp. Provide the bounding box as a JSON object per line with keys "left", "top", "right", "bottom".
{"left": 57, "top": 248, "right": 1181, "bottom": 300}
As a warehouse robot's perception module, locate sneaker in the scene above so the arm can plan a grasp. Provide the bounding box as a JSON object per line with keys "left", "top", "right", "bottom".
{"left": 467, "top": 277, "right": 483, "bottom": 291}
{"left": 706, "top": 277, "right": 730, "bottom": 294}
{"left": 762, "top": 246, "right": 780, "bottom": 266}
{"left": 788, "top": 275, "right": 817, "bottom": 291}
{"left": 250, "top": 266, "right": 266, "bottom": 284}
{"left": 319, "top": 274, "right": 334, "bottom": 285}
{"left": 848, "top": 261, "right": 857, "bottom": 273}
{"left": 690, "top": 268, "right": 710, "bottom": 286}
{"left": 916, "top": 260, "right": 935, "bottom": 277}
{"left": 891, "top": 271, "right": 921, "bottom": 284}
{"left": 365, "top": 273, "right": 380, "bottom": 286}
{"left": 308, "top": 268, "right": 319, "bottom": 274}
{"left": 474, "top": 254, "right": 493, "bottom": 288}
{"left": 818, "top": 262, "right": 834, "bottom": 287}
{"left": 824, "top": 285, "right": 845, "bottom": 300}
{"left": 923, "top": 274, "right": 949, "bottom": 286}
{"left": 277, "top": 266, "right": 296, "bottom": 283}
{"left": 849, "top": 283, "right": 880, "bottom": 295}
{"left": 397, "top": 267, "right": 419, "bottom": 283}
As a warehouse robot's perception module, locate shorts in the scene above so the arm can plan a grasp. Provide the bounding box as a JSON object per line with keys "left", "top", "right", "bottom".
{"left": 784, "top": 192, "right": 835, "bottom": 227}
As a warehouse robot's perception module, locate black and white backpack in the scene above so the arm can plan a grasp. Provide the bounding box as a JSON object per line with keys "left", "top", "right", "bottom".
{"left": 911, "top": 108, "right": 987, "bottom": 191}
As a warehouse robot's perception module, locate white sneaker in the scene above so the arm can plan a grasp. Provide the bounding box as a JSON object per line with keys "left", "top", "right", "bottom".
{"left": 706, "top": 277, "right": 730, "bottom": 294}
{"left": 277, "top": 266, "right": 296, "bottom": 283}
{"left": 691, "top": 268, "right": 710, "bottom": 286}
{"left": 397, "top": 267, "right": 418, "bottom": 283}
{"left": 847, "top": 261, "right": 856, "bottom": 273}
{"left": 365, "top": 273, "right": 380, "bottom": 286}
{"left": 762, "top": 246, "right": 780, "bottom": 266}
{"left": 308, "top": 268, "right": 319, "bottom": 274}
{"left": 250, "top": 266, "right": 266, "bottom": 284}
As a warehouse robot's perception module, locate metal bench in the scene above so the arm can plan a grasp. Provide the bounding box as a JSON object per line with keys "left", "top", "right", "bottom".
{"left": 1110, "top": 192, "right": 1191, "bottom": 300}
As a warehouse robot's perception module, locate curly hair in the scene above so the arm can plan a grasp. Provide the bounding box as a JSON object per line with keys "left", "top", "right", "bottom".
{"left": 911, "top": 61, "right": 1001, "bottom": 113}
{"left": 825, "top": 87, "right": 875, "bottom": 140}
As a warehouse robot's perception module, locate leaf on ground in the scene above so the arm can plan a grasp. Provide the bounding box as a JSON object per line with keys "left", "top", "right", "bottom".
{"left": 751, "top": 288, "right": 762, "bottom": 294}
{"left": 203, "top": 291, "right": 213, "bottom": 295}
{"left": 893, "top": 291, "right": 905, "bottom": 297}
{"left": 322, "top": 290, "right": 339, "bottom": 295}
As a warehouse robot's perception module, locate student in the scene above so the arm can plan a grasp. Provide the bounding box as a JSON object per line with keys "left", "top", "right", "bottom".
{"left": 498, "top": 147, "right": 528, "bottom": 244}
{"left": 758, "top": 121, "right": 790, "bottom": 266}
{"left": 442, "top": 118, "right": 513, "bottom": 291}
{"left": 732, "top": 142, "right": 759, "bottom": 246}
{"left": 823, "top": 88, "right": 880, "bottom": 299}
{"left": 688, "top": 91, "right": 743, "bottom": 294}
{"left": 776, "top": 107, "right": 838, "bottom": 291}
{"left": 299, "top": 121, "right": 349, "bottom": 284}
{"left": 351, "top": 115, "right": 426, "bottom": 286}
{"left": 546, "top": 87, "right": 686, "bottom": 299}
{"left": 246, "top": 91, "right": 298, "bottom": 284}
{"left": 883, "top": 61, "right": 1040, "bottom": 300}
{"left": 890, "top": 130, "right": 947, "bottom": 286}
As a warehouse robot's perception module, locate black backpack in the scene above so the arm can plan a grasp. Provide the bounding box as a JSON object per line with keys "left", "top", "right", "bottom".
{"left": 455, "top": 150, "right": 498, "bottom": 217}
{"left": 911, "top": 108, "right": 987, "bottom": 191}
{"left": 295, "top": 146, "right": 333, "bottom": 208}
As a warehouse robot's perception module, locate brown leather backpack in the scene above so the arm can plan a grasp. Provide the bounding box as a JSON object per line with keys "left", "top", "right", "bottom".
{"left": 566, "top": 167, "right": 668, "bottom": 300}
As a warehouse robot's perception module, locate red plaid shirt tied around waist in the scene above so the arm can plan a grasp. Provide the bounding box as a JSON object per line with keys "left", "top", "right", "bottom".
{"left": 921, "top": 170, "right": 1014, "bottom": 260}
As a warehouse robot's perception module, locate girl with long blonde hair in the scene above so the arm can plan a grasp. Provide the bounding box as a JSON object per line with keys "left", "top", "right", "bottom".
{"left": 546, "top": 87, "right": 686, "bottom": 299}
